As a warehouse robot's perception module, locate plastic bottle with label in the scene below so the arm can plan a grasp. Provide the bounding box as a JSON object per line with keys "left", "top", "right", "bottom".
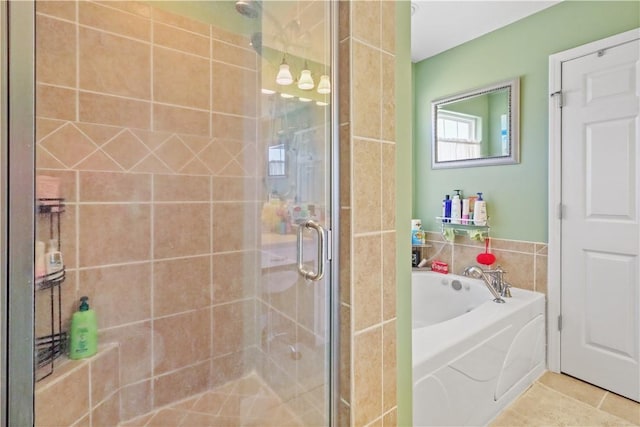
{"left": 442, "top": 195, "right": 451, "bottom": 222}
{"left": 451, "top": 190, "right": 462, "bottom": 224}
{"left": 474, "top": 192, "right": 487, "bottom": 226}
{"left": 69, "top": 296, "right": 98, "bottom": 360}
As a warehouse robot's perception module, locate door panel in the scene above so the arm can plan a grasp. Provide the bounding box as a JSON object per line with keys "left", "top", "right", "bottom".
{"left": 584, "top": 250, "right": 637, "bottom": 359}
{"left": 585, "top": 119, "right": 636, "bottom": 219}
{"left": 561, "top": 38, "right": 640, "bottom": 402}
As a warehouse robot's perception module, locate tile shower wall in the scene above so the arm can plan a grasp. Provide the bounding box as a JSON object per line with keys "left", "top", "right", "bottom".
{"left": 35, "top": 1, "right": 259, "bottom": 423}
{"left": 423, "top": 232, "right": 548, "bottom": 295}
{"left": 339, "top": 2, "right": 398, "bottom": 426}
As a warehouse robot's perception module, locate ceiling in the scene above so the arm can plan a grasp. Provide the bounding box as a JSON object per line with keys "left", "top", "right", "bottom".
{"left": 411, "top": 1, "right": 561, "bottom": 63}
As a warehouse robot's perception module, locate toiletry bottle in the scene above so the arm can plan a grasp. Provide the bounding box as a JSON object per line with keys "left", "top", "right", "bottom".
{"left": 443, "top": 195, "right": 451, "bottom": 222}
{"left": 69, "top": 296, "right": 98, "bottom": 360}
{"left": 35, "top": 241, "right": 46, "bottom": 278}
{"left": 462, "top": 198, "right": 470, "bottom": 224}
{"left": 412, "top": 248, "right": 420, "bottom": 267}
{"left": 468, "top": 195, "right": 478, "bottom": 222}
{"left": 45, "top": 239, "right": 63, "bottom": 279}
{"left": 451, "top": 190, "right": 462, "bottom": 224}
{"left": 474, "top": 192, "right": 487, "bottom": 226}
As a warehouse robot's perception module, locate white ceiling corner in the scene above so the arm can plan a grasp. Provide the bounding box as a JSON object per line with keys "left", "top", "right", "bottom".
{"left": 411, "top": 1, "right": 561, "bottom": 63}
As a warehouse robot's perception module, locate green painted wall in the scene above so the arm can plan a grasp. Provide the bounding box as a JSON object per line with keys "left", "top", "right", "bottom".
{"left": 413, "top": 1, "right": 639, "bottom": 242}
{"left": 395, "top": 1, "right": 413, "bottom": 426}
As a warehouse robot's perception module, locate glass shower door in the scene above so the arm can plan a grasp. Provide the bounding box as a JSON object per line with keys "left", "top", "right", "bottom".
{"left": 255, "top": 1, "right": 334, "bottom": 425}
{"left": 28, "top": 1, "right": 335, "bottom": 426}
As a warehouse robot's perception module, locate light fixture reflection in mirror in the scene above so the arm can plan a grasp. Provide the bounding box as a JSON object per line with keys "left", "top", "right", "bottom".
{"left": 431, "top": 78, "right": 520, "bottom": 169}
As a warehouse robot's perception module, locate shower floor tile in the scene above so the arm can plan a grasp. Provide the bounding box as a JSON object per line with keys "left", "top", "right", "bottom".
{"left": 119, "top": 374, "right": 303, "bottom": 427}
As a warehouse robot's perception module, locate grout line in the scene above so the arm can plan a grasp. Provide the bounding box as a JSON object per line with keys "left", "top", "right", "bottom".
{"left": 597, "top": 392, "right": 608, "bottom": 409}
{"left": 209, "top": 174, "right": 214, "bottom": 365}
{"left": 350, "top": 135, "right": 382, "bottom": 144}
{"left": 209, "top": 24, "right": 213, "bottom": 140}
{"left": 211, "top": 57, "right": 258, "bottom": 74}
{"left": 535, "top": 380, "right": 623, "bottom": 417}
{"left": 533, "top": 251, "right": 538, "bottom": 292}
{"left": 352, "top": 230, "right": 391, "bottom": 238}
{"left": 75, "top": 2, "right": 80, "bottom": 123}
{"left": 149, "top": 172, "right": 156, "bottom": 407}
{"left": 74, "top": 170, "right": 80, "bottom": 284}
{"left": 150, "top": 15, "right": 155, "bottom": 135}
{"left": 350, "top": 36, "right": 383, "bottom": 56}
{"left": 353, "top": 317, "right": 396, "bottom": 337}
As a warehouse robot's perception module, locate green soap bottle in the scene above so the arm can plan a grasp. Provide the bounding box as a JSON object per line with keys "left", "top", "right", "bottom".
{"left": 68, "top": 296, "right": 97, "bottom": 359}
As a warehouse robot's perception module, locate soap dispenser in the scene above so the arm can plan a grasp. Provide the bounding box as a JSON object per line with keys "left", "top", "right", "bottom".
{"left": 69, "top": 296, "right": 98, "bottom": 360}
{"left": 451, "top": 190, "right": 462, "bottom": 224}
{"left": 474, "top": 192, "right": 487, "bottom": 226}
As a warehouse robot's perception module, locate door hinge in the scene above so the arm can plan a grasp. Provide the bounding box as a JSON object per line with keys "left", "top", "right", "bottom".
{"left": 551, "top": 90, "right": 564, "bottom": 108}
{"left": 558, "top": 315, "right": 563, "bottom": 331}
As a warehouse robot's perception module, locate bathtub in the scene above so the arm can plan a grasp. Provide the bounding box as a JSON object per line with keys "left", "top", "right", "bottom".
{"left": 412, "top": 270, "right": 545, "bottom": 426}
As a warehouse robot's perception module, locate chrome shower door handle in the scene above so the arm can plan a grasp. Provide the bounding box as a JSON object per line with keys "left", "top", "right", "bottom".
{"left": 296, "top": 219, "right": 326, "bottom": 281}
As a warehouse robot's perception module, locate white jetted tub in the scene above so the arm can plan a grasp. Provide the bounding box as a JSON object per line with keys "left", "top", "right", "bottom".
{"left": 412, "top": 270, "right": 545, "bottom": 426}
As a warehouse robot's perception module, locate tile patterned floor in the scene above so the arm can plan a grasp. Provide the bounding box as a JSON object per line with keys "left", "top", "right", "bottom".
{"left": 119, "top": 374, "right": 304, "bottom": 427}
{"left": 119, "top": 370, "right": 639, "bottom": 427}
{"left": 491, "top": 372, "right": 640, "bottom": 427}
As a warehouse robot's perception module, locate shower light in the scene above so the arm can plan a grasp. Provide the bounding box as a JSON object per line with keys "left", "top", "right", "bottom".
{"left": 276, "top": 56, "right": 293, "bottom": 86}
{"left": 317, "top": 75, "right": 331, "bottom": 94}
{"left": 297, "top": 63, "right": 314, "bottom": 90}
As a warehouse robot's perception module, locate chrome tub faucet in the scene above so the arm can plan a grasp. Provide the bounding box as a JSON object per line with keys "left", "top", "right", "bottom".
{"left": 463, "top": 265, "right": 512, "bottom": 303}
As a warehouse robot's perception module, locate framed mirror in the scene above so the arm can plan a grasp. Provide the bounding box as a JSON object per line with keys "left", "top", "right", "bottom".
{"left": 431, "top": 77, "right": 520, "bottom": 169}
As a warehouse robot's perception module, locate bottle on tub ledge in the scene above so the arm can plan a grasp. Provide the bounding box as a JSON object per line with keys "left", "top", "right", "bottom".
{"left": 411, "top": 219, "right": 425, "bottom": 246}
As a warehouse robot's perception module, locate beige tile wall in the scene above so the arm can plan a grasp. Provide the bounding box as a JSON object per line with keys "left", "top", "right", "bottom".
{"left": 339, "top": 2, "right": 398, "bottom": 426}
{"left": 423, "top": 231, "right": 548, "bottom": 294}
{"left": 35, "top": 345, "right": 120, "bottom": 427}
{"left": 35, "top": 1, "right": 260, "bottom": 424}
{"left": 36, "top": 1, "right": 375, "bottom": 426}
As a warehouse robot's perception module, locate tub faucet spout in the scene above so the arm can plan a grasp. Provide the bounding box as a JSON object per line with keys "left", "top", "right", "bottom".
{"left": 463, "top": 265, "right": 505, "bottom": 303}
{"left": 489, "top": 266, "right": 512, "bottom": 298}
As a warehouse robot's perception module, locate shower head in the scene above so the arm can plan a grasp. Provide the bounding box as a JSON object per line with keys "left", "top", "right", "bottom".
{"left": 250, "top": 32, "right": 262, "bottom": 55}
{"left": 235, "top": 0, "right": 261, "bottom": 19}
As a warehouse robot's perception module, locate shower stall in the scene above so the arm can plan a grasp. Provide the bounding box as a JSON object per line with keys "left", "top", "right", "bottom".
{"left": 3, "top": 1, "right": 338, "bottom": 425}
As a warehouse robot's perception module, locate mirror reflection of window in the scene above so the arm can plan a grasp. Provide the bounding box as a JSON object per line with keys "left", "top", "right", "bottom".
{"left": 431, "top": 77, "right": 519, "bottom": 169}
{"left": 437, "top": 110, "right": 481, "bottom": 161}
{"left": 500, "top": 114, "right": 509, "bottom": 155}
{"left": 268, "top": 144, "right": 286, "bottom": 177}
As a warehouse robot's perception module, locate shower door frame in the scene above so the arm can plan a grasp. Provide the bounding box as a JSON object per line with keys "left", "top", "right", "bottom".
{"left": 328, "top": 1, "right": 341, "bottom": 425}
{"left": 3, "top": 1, "right": 36, "bottom": 426}
{"left": 2, "top": 1, "right": 341, "bottom": 426}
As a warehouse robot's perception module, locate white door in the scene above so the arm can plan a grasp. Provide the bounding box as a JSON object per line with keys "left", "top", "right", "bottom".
{"left": 560, "top": 38, "right": 640, "bottom": 402}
